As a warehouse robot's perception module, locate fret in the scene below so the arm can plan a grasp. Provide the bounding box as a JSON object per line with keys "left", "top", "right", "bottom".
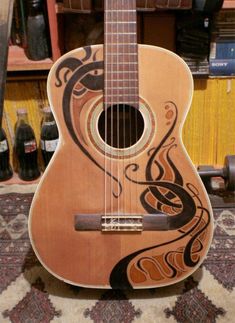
{"left": 105, "top": 46, "right": 137, "bottom": 52}
{"left": 104, "top": 90, "right": 138, "bottom": 98}
{"left": 106, "top": 29, "right": 136, "bottom": 34}
{"left": 105, "top": 10, "right": 135, "bottom": 12}
{"left": 106, "top": 43, "right": 136, "bottom": 45}
{"left": 105, "top": 63, "right": 138, "bottom": 67}
{"left": 105, "top": 82, "right": 138, "bottom": 87}
{"left": 105, "top": 68, "right": 137, "bottom": 73}
{"left": 106, "top": 22, "right": 136, "bottom": 24}
{"left": 105, "top": 84, "right": 138, "bottom": 88}
{"left": 106, "top": 46, "right": 137, "bottom": 51}
{"left": 105, "top": 59, "right": 137, "bottom": 65}
{"left": 105, "top": 84, "right": 138, "bottom": 89}
{"left": 106, "top": 61, "right": 137, "bottom": 64}
{"left": 105, "top": 34, "right": 136, "bottom": 43}
{"left": 105, "top": 65, "right": 137, "bottom": 69}
{"left": 106, "top": 53, "right": 137, "bottom": 56}
{"left": 105, "top": 12, "right": 136, "bottom": 21}
{"left": 106, "top": 32, "right": 136, "bottom": 35}
{"left": 104, "top": 97, "right": 139, "bottom": 103}
{"left": 105, "top": 80, "right": 138, "bottom": 84}
{"left": 106, "top": 94, "right": 138, "bottom": 98}
{"left": 104, "top": 102, "right": 139, "bottom": 107}
{"left": 104, "top": 101, "right": 139, "bottom": 107}
{"left": 106, "top": 25, "right": 136, "bottom": 34}
{"left": 105, "top": 88, "right": 138, "bottom": 93}
{"left": 105, "top": 87, "right": 138, "bottom": 89}
{"left": 105, "top": 65, "right": 137, "bottom": 70}
{"left": 106, "top": 71, "right": 138, "bottom": 74}
{"left": 105, "top": 76, "right": 138, "bottom": 80}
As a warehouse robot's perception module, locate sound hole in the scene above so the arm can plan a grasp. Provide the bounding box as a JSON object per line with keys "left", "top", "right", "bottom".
{"left": 98, "top": 104, "right": 144, "bottom": 149}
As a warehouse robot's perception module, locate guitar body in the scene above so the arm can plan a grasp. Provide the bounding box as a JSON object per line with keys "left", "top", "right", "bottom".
{"left": 29, "top": 45, "right": 213, "bottom": 289}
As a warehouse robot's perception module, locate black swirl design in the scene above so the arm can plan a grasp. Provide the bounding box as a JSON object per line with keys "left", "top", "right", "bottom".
{"left": 55, "top": 46, "right": 122, "bottom": 197}
{"left": 110, "top": 101, "right": 211, "bottom": 289}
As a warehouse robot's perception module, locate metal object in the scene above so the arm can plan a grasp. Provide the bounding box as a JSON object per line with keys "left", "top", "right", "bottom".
{"left": 198, "top": 155, "right": 235, "bottom": 192}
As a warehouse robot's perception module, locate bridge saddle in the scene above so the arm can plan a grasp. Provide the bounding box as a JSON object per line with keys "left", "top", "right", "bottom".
{"left": 101, "top": 215, "right": 143, "bottom": 232}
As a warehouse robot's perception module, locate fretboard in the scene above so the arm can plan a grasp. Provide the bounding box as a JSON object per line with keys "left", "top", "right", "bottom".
{"left": 104, "top": 0, "right": 139, "bottom": 108}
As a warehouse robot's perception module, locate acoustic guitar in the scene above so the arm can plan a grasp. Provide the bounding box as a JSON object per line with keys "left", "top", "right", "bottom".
{"left": 29, "top": 0, "right": 214, "bottom": 289}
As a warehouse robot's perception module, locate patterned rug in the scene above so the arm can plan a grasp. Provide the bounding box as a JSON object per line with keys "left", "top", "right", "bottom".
{"left": 0, "top": 184, "right": 234, "bottom": 323}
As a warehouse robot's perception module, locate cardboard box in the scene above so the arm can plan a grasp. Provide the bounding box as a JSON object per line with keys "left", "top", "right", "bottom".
{"left": 143, "top": 13, "right": 176, "bottom": 51}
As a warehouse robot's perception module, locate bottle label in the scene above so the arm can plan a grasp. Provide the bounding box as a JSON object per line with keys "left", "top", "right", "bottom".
{"left": 43, "top": 121, "right": 56, "bottom": 126}
{"left": 41, "top": 139, "right": 58, "bottom": 152}
{"left": 24, "top": 140, "right": 37, "bottom": 153}
{"left": 0, "top": 140, "right": 8, "bottom": 153}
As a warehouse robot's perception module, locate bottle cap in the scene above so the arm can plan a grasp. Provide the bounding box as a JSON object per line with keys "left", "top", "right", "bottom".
{"left": 42, "top": 106, "right": 52, "bottom": 114}
{"left": 28, "top": 0, "right": 42, "bottom": 6}
{"left": 17, "top": 108, "right": 28, "bottom": 116}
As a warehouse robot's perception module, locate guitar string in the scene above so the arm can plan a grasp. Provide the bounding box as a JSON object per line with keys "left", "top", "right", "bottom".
{"left": 128, "top": 0, "right": 132, "bottom": 219}
{"left": 117, "top": 0, "right": 120, "bottom": 229}
{"left": 134, "top": 0, "right": 138, "bottom": 222}
{"left": 132, "top": 0, "right": 138, "bottom": 220}
{"left": 122, "top": 0, "right": 125, "bottom": 219}
{"left": 107, "top": 0, "right": 114, "bottom": 227}
{"left": 104, "top": 0, "right": 107, "bottom": 227}
{"left": 112, "top": 0, "right": 117, "bottom": 228}
{"left": 106, "top": 0, "right": 113, "bottom": 228}
{"left": 132, "top": 0, "right": 136, "bottom": 220}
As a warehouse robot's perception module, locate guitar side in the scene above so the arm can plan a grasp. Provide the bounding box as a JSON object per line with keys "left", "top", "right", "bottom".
{"left": 29, "top": 45, "right": 214, "bottom": 289}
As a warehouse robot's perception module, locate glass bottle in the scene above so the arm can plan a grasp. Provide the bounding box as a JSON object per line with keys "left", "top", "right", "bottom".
{"left": 14, "top": 109, "right": 40, "bottom": 181}
{"left": 26, "top": 0, "right": 50, "bottom": 60}
{"left": 0, "top": 128, "right": 13, "bottom": 181}
{"left": 40, "top": 107, "right": 59, "bottom": 168}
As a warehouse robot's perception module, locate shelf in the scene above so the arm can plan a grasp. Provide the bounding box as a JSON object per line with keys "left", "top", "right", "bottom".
{"left": 7, "top": 45, "right": 53, "bottom": 72}
{"left": 7, "top": 1, "right": 235, "bottom": 72}
{"left": 55, "top": 2, "right": 91, "bottom": 14}
{"left": 56, "top": 2, "right": 235, "bottom": 12}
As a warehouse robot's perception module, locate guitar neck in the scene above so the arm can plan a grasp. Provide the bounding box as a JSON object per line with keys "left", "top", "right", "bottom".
{"left": 104, "top": 0, "right": 139, "bottom": 108}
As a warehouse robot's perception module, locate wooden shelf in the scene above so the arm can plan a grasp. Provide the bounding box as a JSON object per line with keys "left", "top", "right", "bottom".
{"left": 7, "top": 0, "right": 60, "bottom": 72}
{"left": 7, "top": 45, "right": 53, "bottom": 71}
{"left": 56, "top": 1, "right": 235, "bottom": 12}
{"left": 7, "top": 1, "right": 235, "bottom": 72}
{"left": 55, "top": 2, "right": 91, "bottom": 14}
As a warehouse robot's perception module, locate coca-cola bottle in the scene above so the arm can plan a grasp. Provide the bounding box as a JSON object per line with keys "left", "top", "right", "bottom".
{"left": 14, "top": 109, "right": 40, "bottom": 181}
{"left": 0, "top": 128, "right": 13, "bottom": 181}
{"left": 40, "top": 107, "right": 59, "bottom": 168}
{"left": 26, "top": 0, "right": 50, "bottom": 60}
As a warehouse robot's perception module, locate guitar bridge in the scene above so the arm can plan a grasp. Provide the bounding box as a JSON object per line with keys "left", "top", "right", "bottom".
{"left": 74, "top": 213, "right": 169, "bottom": 232}
{"left": 101, "top": 215, "right": 143, "bottom": 232}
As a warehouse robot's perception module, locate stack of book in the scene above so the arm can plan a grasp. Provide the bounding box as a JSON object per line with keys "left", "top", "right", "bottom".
{"left": 180, "top": 56, "right": 210, "bottom": 76}
{"left": 209, "top": 10, "right": 235, "bottom": 76}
